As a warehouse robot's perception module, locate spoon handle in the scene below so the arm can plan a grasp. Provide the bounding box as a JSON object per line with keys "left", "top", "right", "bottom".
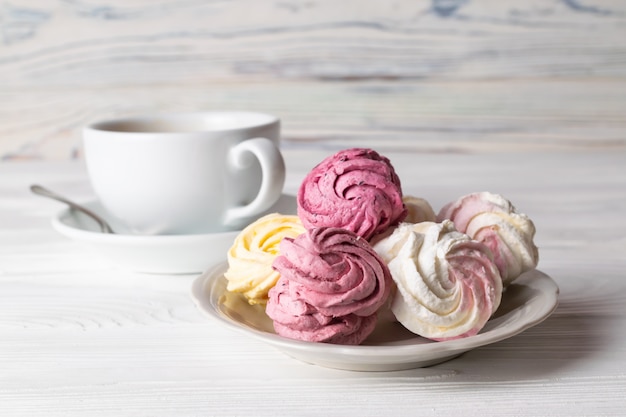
{"left": 30, "top": 184, "right": 115, "bottom": 234}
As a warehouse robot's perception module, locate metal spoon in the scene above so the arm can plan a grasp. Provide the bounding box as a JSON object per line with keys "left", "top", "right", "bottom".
{"left": 30, "top": 184, "right": 115, "bottom": 234}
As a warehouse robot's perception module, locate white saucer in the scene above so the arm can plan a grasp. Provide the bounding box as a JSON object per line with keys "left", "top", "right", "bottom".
{"left": 52, "top": 194, "right": 297, "bottom": 274}
{"left": 191, "top": 264, "right": 559, "bottom": 371}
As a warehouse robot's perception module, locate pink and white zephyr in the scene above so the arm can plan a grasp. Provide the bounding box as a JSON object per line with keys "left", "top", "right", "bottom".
{"left": 437, "top": 192, "right": 539, "bottom": 286}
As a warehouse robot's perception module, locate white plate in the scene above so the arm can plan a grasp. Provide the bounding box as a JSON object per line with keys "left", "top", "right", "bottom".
{"left": 191, "top": 264, "right": 559, "bottom": 371}
{"left": 52, "top": 194, "right": 296, "bottom": 274}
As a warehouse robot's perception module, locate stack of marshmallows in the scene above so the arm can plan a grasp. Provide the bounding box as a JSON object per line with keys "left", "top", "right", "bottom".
{"left": 224, "top": 148, "right": 539, "bottom": 345}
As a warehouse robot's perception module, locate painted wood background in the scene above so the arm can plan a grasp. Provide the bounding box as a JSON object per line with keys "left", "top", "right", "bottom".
{"left": 1, "top": 0, "right": 625, "bottom": 160}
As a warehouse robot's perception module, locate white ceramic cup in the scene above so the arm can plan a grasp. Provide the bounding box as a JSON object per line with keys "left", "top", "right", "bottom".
{"left": 83, "top": 111, "right": 285, "bottom": 235}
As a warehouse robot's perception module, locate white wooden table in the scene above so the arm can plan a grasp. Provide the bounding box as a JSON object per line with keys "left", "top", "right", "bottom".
{"left": 1, "top": 149, "right": 625, "bottom": 416}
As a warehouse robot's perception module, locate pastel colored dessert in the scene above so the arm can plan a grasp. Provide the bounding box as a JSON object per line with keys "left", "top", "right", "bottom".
{"left": 437, "top": 192, "right": 539, "bottom": 286}
{"left": 297, "top": 148, "right": 407, "bottom": 241}
{"left": 266, "top": 227, "right": 392, "bottom": 344}
{"left": 224, "top": 213, "right": 306, "bottom": 305}
{"left": 403, "top": 195, "right": 436, "bottom": 223}
{"left": 373, "top": 221, "right": 503, "bottom": 341}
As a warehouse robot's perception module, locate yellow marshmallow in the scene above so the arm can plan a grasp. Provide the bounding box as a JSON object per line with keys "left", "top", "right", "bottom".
{"left": 224, "top": 213, "right": 305, "bottom": 305}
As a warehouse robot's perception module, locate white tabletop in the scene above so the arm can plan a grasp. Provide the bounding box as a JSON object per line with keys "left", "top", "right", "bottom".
{"left": 1, "top": 149, "right": 625, "bottom": 416}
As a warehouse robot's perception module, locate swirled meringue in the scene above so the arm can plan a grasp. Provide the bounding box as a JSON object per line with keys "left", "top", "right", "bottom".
{"left": 373, "top": 221, "right": 503, "bottom": 341}
{"left": 267, "top": 227, "right": 392, "bottom": 344}
{"left": 437, "top": 192, "right": 539, "bottom": 286}
{"left": 224, "top": 213, "right": 305, "bottom": 305}
{"left": 403, "top": 195, "right": 436, "bottom": 223}
{"left": 297, "top": 148, "right": 407, "bottom": 240}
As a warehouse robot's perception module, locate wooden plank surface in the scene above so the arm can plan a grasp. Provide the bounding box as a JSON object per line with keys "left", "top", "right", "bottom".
{"left": 1, "top": 0, "right": 625, "bottom": 159}
{"left": 1, "top": 150, "right": 625, "bottom": 416}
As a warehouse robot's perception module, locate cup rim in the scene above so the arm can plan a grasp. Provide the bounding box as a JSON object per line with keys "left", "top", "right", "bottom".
{"left": 85, "top": 111, "right": 279, "bottom": 135}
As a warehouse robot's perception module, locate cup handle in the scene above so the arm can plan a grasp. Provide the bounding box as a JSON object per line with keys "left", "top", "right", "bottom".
{"left": 224, "top": 138, "right": 285, "bottom": 226}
